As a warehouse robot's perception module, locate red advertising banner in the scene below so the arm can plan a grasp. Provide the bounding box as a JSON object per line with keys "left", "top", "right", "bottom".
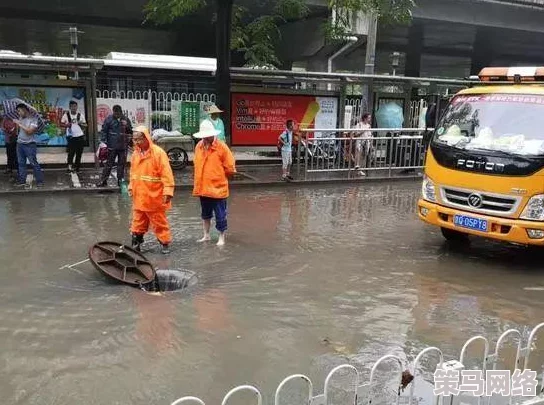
{"left": 231, "top": 93, "right": 338, "bottom": 146}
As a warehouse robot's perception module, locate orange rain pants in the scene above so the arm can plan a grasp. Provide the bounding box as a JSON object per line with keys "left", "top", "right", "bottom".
{"left": 131, "top": 210, "right": 172, "bottom": 244}
{"left": 129, "top": 126, "right": 175, "bottom": 245}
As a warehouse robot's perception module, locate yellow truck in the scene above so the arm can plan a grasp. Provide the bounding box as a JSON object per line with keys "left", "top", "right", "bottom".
{"left": 418, "top": 67, "right": 544, "bottom": 245}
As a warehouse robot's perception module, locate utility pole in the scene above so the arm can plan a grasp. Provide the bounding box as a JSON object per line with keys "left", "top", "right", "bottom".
{"left": 363, "top": 13, "right": 377, "bottom": 115}
{"left": 215, "top": 0, "right": 233, "bottom": 145}
{"left": 63, "top": 26, "right": 84, "bottom": 80}
{"left": 364, "top": 14, "right": 377, "bottom": 75}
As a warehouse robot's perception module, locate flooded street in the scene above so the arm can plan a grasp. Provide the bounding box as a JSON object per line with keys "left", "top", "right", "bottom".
{"left": 1, "top": 181, "right": 543, "bottom": 405}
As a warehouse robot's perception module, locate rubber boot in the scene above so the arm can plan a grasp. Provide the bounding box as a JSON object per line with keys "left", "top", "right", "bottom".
{"left": 132, "top": 233, "right": 144, "bottom": 252}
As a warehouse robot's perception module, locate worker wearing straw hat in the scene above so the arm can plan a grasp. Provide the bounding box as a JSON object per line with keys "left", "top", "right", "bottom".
{"left": 205, "top": 104, "right": 226, "bottom": 143}
{"left": 192, "top": 120, "right": 236, "bottom": 246}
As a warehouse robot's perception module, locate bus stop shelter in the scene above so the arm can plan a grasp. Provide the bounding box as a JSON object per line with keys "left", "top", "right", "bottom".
{"left": 0, "top": 52, "right": 104, "bottom": 165}
{"left": 230, "top": 67, "right": 477, "bottom": 130}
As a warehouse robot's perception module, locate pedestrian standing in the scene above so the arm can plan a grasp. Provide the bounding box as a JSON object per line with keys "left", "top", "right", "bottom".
{"left": 61, "top": 100, "right": 87, "bottom": 173}
{"left": 354, "top": 113, "right": 372, "bottom": 176}
{"left": 206, "top": 104, "right": 226, "bottom": 143}
{"left": 192, "top": 120, "right": 236, "bottom": 246}
{"left": 2, "top": 115, "right": 18, "bottom": 177}
{"left": 13, "top": 104, "right": 44, "bottom": 188}
{"left": 278, "top": 120, "right": 295, "bottom": 181}
{"left": 97, "top": 105, "right": 133, "bottom": 187}
{"left": 129, "top": 126, "right": 175, "bottom": 255}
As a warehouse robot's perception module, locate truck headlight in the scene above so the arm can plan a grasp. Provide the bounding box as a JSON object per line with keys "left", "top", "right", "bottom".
{"left": 520, "top": 194, "right": 544, "bottom": 221}
{"left": 421, "top": 175, "right": 436, "bottom": 202}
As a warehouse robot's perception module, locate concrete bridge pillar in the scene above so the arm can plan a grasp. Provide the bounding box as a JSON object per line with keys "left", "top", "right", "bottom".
{"left": 470, "top": 27, "right": 493, "bottom": 75}
{"left": 405, "top": 22, "right": 424, "bottom": 77}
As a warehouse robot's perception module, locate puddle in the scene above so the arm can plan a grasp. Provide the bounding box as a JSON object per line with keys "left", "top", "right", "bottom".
{"left": 4, "top": 184, "right": 544, "bottom": 405}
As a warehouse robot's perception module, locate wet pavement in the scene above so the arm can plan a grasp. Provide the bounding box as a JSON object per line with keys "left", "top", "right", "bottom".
{"left": 0, "top": 164, "right": 422, "bottom": 194}
{"left": 1, "top": 181, "right": 543, "bottom": 405}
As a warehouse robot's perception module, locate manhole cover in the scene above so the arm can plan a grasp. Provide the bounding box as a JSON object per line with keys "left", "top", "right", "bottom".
{"left": 89, "top": 242, "right": 155, "bottom": 286}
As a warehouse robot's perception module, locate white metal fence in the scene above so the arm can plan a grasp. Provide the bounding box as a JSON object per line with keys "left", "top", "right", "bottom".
{"left": 345, "top": 98, "right": 369, "bottom": 123}
{"left": 95, "top": 90, "right": 425, "bottom": 134}
{"left": 295, "top": 128, "right": 429, "bottom": 180}
{"left": 409, "top": 99, "right": 428, "bottom": 128}
{"left": 94, "top": 90, "right": 426, "bottom": 144}
{"left": 344, "top": 99, "right": 428, "bottom": 129}
{"left": 95, "top": 89, "right": 216, "bottom": 132}
{"left": 169, "top": 323, "right": 544, "bottom": 405}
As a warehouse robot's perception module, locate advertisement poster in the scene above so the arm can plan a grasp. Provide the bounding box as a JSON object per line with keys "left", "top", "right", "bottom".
{"left": 171, "top": 100, "right": 214, "bottom": 134}
{"left": 96, "top": 98, "right": 149, "bottom": 132}
{"left": 0, "top": 85, "right": 87, "bottom": 147}
{"left": 231, "top": 93, "right": 339, "bottom": 146}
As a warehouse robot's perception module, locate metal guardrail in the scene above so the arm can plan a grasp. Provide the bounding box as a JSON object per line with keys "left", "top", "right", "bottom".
{"left": 169, "top": 323, "right": 544, "bottom": 405}
{"left": 296, "top": 128, "right": 431, "bottom": 180}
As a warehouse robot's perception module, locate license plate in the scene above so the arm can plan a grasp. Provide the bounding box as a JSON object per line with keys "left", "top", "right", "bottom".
{"left": 453, "top": 214, "right": 488, "bottom": 232}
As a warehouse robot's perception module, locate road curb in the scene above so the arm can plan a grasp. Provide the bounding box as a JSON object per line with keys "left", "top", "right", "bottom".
{"left": 0, "top": 176, "right": 421, "bottom": 196}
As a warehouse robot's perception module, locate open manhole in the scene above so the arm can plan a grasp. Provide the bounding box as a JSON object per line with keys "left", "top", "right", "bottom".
{"left": 89, "top": 242, "right": 197, "bottom": 292}
{"left": 142, "top": 269, "right": 197, "bottom": 293}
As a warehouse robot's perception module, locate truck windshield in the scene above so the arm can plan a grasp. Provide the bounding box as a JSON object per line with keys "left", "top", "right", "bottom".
{"left": 432, "top": 93, "right": 544, "bottom": 156}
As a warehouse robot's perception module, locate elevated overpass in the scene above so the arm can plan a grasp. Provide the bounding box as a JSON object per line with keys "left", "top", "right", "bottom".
{"left": 298, "top": 0, "right": 544, "bottom": 77}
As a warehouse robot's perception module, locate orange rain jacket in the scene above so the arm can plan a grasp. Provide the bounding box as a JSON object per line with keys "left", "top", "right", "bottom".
{"left": 129, "top": 127, "right": 175, "bottom": 211}
{"left": 193, "top": 139, "right": 236, "bottom": 199}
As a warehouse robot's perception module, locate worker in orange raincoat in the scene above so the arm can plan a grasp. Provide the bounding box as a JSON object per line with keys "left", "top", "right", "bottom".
{"left": 192, "top": 120, "right": 236, "bottom": 246}
{"left": 129, "top": 126, "right": 175, "bottom": 254}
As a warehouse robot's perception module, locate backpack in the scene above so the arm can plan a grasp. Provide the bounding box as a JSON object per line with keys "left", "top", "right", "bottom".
{"left": 2, "top": 119, "right": 17, "bottom": 138}
{"left": 98, "top": 144, "right": 108, "bottom": 161}
{"left": 66, "top": 111, "right": 81, "bottom": 123}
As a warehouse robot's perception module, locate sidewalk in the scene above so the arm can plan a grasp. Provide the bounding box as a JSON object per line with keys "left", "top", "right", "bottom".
{"left": 0, "top": 149, "right": 280, "bottom": 168}
{"left": 0, "top": 163, "right": 422, "bottom": 195}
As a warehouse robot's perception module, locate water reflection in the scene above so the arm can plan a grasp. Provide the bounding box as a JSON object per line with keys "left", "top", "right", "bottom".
{"left": 132, "top": 290, "right": 179, "bottom": 355}
{"left": 194, "top": 289, "right": 231, "bottom": 333}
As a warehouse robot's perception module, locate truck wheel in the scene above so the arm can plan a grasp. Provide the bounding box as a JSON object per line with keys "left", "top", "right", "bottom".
{"left": 441, "top": 227, "right": 469, "bottom": 242}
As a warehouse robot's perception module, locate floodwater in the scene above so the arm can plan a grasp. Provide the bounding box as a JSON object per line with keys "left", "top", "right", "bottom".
{"left": 1, "top": 181, "right": 544, "bottom": 405}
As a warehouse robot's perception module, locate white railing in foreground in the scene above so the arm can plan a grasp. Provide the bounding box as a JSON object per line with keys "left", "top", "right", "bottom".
{"left": 169, "top": 323, "right": 544, "bottom": 405}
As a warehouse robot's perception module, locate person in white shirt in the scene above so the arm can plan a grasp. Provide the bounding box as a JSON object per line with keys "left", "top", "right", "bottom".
{"left": 353, "top": 113, "right": 373, "bottom": 176}
{"left": 61, "top": 100, "right": 87, "bottom": 173}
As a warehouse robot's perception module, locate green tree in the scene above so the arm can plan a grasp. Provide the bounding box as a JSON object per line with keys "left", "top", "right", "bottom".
{"left": 143, "top": 0, "right": 414, "bottom": 142}
{"left": 144, "top": 0, "right": 414, "bottom": 68}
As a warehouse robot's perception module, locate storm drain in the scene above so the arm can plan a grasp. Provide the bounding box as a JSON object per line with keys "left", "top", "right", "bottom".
{"left": 141, "top": 269, "right": 197, "bottom": 293}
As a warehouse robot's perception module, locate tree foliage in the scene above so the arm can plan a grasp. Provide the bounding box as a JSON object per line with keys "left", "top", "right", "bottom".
{"left": 144, "top": 0, "right": 414, "bottom": 67}
{"left": 326, "top": 0, "right": 414, "bottom": 40}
